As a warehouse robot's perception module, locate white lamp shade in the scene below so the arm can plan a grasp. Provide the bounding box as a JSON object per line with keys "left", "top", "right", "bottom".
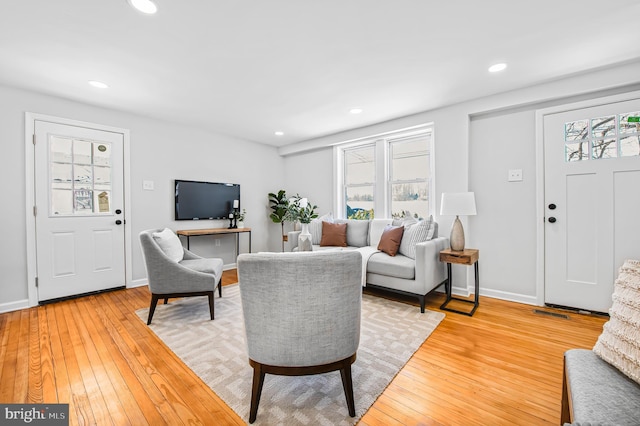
{"left": 440, "top": 192, "right": 477, "bottom": 216}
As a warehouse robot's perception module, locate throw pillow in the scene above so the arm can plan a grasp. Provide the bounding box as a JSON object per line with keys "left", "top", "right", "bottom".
{"left": 310, "top": 212, "right": 333, "bottom": 245}
{"left": 398, "top": 215, "right": 434, "bottom": 259}
{"left": 377, "top": 225, "right": 404, "bottom": 256}
{"left": 320, "top": 222, "right": 347, "bottom": 247}
{"left": 593, "top": 259, "right": 640, "bottom": 385}
{"left": 335, "top": 219, "right": 370, "bottom": 247}
{"left": 152, "top": 228, "right": 184, "bottom": 262}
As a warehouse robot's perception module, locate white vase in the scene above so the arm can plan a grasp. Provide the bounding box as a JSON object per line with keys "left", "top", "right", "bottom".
{"left": 298, "top": 223, "right": 313, "bottom": 251}
{"left": 237, "top": 221, "right": 244, "bottom": 229}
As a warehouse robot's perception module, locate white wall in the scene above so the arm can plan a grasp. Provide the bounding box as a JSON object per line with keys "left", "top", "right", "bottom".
{"left": 281, "top": 60, "right": 640, "bottom": 303}
{"left": 0, "top": 84, "right": 286, "bottom": 311}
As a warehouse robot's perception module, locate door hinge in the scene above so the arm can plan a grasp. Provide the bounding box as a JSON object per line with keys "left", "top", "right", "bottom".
{"left": 33, "top": 206, "right": 37, "bottom": 216}
{"left": 32, "top": 134, "right": 36, "bottom": 145}
{"left": 35, "top": 277, "right": 39, "bottom": 287}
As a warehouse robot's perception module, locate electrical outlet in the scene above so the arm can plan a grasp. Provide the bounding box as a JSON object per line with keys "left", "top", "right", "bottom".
{"left": 508, "top": 169, "right": 523, "bottom": 182}
{"left": 143, "top": 180, "right": 154, "bottom": 190}
{"left": 215, "top": 239, "right": 221, "bottom": 246}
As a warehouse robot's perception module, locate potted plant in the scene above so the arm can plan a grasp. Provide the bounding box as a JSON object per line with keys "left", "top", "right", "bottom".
{"left": 268, "top": 190, "right": 289, "bottom": 251}
{"left": 236, "top": 208, "right": 246, "bottom": 228}
{"left": 286, "top": 196, "right": 318, "bottom": 251}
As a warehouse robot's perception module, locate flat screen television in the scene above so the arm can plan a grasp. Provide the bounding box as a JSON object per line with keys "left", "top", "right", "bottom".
{"left": 174, "top": 179, "right": 240, "bottom": 220}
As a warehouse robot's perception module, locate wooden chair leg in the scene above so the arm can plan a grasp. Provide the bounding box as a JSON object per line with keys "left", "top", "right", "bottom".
{"left": 147, "top": 294, "right": 160, "bottom": 325}
{"left": 208, "top": 291, "right": 215, "bottom": 320}
{"left": 249, "top": 363, "right": 266, "bottom": 424}
{"left": 339, "top": 361, "right": 356, "bottom": 417}
{"left": 218, "top": 281, "right": 222, "bottom": 297}
{"left": 163, "top": 298, "right": 169, "bottom": 304}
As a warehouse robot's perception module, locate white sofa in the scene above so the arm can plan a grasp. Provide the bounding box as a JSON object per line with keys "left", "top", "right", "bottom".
{"left": 286, "top": 218, "right": 449, "bottom": 312}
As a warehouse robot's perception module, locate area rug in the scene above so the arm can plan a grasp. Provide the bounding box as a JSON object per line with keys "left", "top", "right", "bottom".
{"left": 136, "top": 285, "right": 444, "bottom": 425}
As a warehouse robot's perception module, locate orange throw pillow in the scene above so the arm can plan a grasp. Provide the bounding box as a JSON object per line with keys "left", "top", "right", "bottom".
{"left": 377, "top": 225, "right": 404, "bottom": 256}
{"left": 320, "top": 222, "right": 348, "bottom": 247}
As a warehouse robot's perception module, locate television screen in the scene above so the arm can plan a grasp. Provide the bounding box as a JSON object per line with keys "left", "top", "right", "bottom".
{"left": 174, "top": 180, "right": 240, "bottom": 220}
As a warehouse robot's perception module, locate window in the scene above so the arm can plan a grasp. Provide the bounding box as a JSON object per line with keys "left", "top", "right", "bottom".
{"left": 336, "top": 128, "right": 432, "bottom": 219}
{"left": 564, "top": 111, "right": 640, "bottom": 162}
{"left": 50, "top": 136, "right": 113, "bottom": 215}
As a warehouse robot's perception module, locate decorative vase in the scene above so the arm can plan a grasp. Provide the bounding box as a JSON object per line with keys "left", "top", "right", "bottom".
{"left": 237, "top": 221, "right": 244, "bottom": 229}
{"left": 298, "top": 223, "right": 313, "bottom": 251}
{"left": 450, "top": 215, "right": 465, "bottom": 251}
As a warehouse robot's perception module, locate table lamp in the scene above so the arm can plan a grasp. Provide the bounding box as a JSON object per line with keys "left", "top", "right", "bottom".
{"left": 440, "top": 192, "right": 477, "bottom": 251}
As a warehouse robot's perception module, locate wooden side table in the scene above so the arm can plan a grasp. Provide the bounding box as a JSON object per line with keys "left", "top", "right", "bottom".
{"left": 439, "top": 248, "right": 479, "bottom": 316}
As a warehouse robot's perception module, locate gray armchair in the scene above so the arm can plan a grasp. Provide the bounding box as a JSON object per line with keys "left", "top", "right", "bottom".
{"left": 237, "top": 251, "right": 362, "bottom": 423}
{"left": 139, "top": 228, "right": 223, "bottom": 325}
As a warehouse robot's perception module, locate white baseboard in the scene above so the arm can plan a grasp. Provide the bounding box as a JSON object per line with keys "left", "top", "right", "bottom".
{"left": 224, "top": 263, "right": 237, "bottom": 271}
{"left": 128, "top": 278, "right": 148, "bottom": 288}
{"left": 478, "top": 287, "right": 539, "bottom": 306}
{"left": 0, "top": 299, "right": 30, "bottom": 314}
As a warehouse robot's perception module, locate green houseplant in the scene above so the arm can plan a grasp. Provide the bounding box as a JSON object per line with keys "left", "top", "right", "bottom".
{"left": 268, "top": 190, "right": 289, "bottom": 251}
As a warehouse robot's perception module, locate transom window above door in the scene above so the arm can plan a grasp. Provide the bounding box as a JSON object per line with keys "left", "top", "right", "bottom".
{"left": 49, "top": 136, "right": 113, "bottom": 216}
{"left": 564, "top": 111, "right": 640, "bottom": 162}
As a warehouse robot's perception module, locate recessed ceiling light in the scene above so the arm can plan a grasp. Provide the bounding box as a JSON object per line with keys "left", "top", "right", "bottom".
{"left": 274, "top": 131, "right": 284, "bottom": 136}
{"left": 349, "top": 108, "right": 363, "bottom": 114}
{"left": 488, "top": 63, "right": 507, "bottom": 73}
{"left": 88, "top": 80, "right": 109, "bottom": 89}
{"left": 128, "top": 0, "right": 158, "bottom": 14}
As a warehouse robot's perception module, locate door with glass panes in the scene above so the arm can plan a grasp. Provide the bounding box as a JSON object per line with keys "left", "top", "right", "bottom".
{"left": 544, "top": 97, "right": 640, "bottom": 312}
{"left": 34, "top": 120, "right": 125, "bottom": 301}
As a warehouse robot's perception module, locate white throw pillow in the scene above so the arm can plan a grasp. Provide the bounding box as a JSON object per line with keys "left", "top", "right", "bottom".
{"left": 398, "top": 215, "right": 434, "bottom": 259}
{"left": 369, "top": 219, "right": 394, "bottom": 247}
{"left": 152, "top": 228, "right": 184, "bottom": 262}
{"left": 392, "top": 210, "right": 418, "bottom": 228}
{"left": 310, "top": 212, "right": 333, "bottom": 245}
{"left": 593, "top": 259, "right": 640, "bottom": 385}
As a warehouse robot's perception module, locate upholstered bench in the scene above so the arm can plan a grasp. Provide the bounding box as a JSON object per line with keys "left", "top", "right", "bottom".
{"left": 561, "top": 349, "right": 640, "bottom": 425}
{"left": 561, "top": 259, "right": 640, "bottom": 425}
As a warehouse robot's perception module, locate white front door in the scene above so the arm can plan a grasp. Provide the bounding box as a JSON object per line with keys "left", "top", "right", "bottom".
{"left": 34, "top": 120, "right": 126, "bottom": 301}
{"left": 543, "top": 98, "right": 640, "bottom": 312}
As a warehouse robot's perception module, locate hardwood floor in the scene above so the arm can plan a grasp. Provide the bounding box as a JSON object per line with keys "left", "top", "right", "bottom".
{"left": 0, "top": 270, "right": 606, "bottom": 425}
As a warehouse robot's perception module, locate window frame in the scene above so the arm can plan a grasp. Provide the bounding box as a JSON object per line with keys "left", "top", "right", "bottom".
{"left": 334, "top": 127, "right": 433, "bottom": 219}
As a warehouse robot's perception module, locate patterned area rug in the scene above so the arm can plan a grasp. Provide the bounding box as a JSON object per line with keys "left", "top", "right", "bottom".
{"left": 136, "top": 284, "right": 444, "bottom": 425}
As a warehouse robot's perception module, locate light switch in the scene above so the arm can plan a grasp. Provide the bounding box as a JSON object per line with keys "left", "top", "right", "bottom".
{"left": 143, "top": 180, "right": 154, "bottom": 190}
{"left": 508, "top": 169, "right": 523, "bottom": 182}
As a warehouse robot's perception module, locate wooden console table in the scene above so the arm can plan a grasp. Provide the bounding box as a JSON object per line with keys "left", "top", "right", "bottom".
{"left": 176, "top": 227, "right": 252, "bottom": 259}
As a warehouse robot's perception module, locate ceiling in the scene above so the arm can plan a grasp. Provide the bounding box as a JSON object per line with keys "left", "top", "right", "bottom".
{"left": 1, "top": 1, "right": 640, "bottom": 147}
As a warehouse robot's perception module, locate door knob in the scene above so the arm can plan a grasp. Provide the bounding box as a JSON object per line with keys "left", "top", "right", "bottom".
{"left": 548, "top": 217, "right": 556, "bottom": 223}
{"left": 115, "top": 220, "right": 122, "bottom": 225}
{"left": 548, "top": 204, "right": 556, "bottom": 210}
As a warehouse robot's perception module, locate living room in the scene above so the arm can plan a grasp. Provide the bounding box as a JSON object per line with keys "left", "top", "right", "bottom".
{"left": 1, "top": 1, "right": 640, "bottom": 424}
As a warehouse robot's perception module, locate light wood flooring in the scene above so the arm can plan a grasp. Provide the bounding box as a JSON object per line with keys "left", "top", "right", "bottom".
{"left": 0, "top": 269, "right": 606, "bottom": 425}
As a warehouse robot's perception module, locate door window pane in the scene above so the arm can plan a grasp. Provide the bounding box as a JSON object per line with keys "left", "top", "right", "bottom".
{"left": 620, "top": 135, "right": 640, "bottom": 157}
{"left": 592, "top": 138, "right": 617, "bottom": 159}
{"left": 619, "top": 112, "right": 640, "bottom": 135}
{"left": 565, "top": 120, "right": 589, "bottom": 141}
{"left": 566, "top": 141, "right": 589, "bottom": 162}
{"left": 49, "top": 136, "right": 113, "bottom": 215}
{"left": 591, "top": 116, "right": 616, "bottom": 138}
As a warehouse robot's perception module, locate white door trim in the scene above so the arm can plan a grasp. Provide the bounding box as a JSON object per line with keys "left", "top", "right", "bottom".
{"left": 24, "top": 113, "right": 132, "bottom": 307}
{"left": 534, "top": 89, "right": 640, "bottom": 307}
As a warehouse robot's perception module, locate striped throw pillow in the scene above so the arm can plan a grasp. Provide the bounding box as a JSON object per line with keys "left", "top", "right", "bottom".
{"left": 398, "top": 215, "right": 434, "bottom": 259}
{"left": 310, "top": 213, "right": 333, "bottom": 245}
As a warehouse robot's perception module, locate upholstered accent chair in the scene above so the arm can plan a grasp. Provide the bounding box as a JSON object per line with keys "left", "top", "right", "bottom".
{"left": 237, "top": 251, "right": 362, "bottom": 423}
{"left": 139, "top": 228, "right": 223, "bottom": 325}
